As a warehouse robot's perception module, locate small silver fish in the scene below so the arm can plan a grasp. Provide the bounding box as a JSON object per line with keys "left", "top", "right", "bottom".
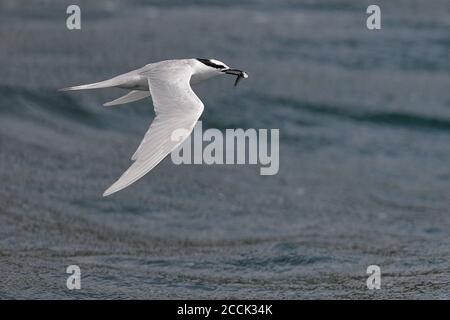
{"left": 234, "top": 71, "right": 249, "bottom": 87}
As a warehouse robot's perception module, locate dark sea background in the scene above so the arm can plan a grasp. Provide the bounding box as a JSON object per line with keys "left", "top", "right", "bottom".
{"left": 1, "top": 0, "right": 450, "bottom": 299}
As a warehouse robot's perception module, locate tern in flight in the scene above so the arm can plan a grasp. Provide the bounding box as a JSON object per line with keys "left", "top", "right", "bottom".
{"left": 60, "top": 58, "right": 248, "bottom": 196}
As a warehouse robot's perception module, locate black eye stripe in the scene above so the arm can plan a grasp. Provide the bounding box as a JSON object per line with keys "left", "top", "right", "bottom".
{"left": 197, "top": 58, "right": 226, "bottom": 69}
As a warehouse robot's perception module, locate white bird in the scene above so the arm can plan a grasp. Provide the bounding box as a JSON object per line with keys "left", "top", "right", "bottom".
{"left": 60, "top": 58, "right": 248, "bottom": 196}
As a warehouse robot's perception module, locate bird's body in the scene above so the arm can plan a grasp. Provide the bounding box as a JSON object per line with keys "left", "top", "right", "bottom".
{"left": 60, "top": 58, "right": 248, "bottom": 196}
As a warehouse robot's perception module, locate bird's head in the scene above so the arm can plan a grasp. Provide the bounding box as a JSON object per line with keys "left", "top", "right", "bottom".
{"left": 194, "top": 58, "right": 248, "bottom": 86}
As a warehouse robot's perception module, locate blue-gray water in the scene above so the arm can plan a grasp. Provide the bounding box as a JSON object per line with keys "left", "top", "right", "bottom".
{"left": 1, "top": 0, "right": 450, "bottom": 299}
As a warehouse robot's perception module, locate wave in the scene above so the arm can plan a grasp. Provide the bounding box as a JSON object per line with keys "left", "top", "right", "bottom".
{"left": 0, "top": 85, "right": 157, "bottom": 135}
{"left": 3, "top": 85, "right": 450, "bottom": 144}
{"left": 0, "top": 85, "right": 106, "bottom": 128}
{"left": 254, "top": 94, "right": 450, "bottom": 133}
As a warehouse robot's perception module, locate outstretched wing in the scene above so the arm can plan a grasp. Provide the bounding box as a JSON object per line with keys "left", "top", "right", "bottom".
{"left": 103, "top": 66, "right": 204, "bottom": 196}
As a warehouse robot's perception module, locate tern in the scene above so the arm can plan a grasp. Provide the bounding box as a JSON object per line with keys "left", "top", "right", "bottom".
{"left": 60, "top": 58, "right": 248, "bottom": 196}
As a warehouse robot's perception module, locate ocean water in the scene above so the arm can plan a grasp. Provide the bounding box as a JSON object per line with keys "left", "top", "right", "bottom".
{"left": 1, "top": 0, "right": 450, "bottom": 299}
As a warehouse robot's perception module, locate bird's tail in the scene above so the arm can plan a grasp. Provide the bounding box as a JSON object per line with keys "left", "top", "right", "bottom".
{"left": 59, "top": 77, "right": 124, "bottom": 92}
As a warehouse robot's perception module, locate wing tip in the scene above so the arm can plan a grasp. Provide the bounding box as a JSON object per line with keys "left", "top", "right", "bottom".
{"left": 103, "top": 179, "right": 128, "bottom": 197}
{"left": 102, "top": 185, "right": 118, "bottom": 197}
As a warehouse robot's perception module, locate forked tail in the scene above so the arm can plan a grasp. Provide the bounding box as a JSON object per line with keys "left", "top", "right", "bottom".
{"left": 59, "top": 76, "right": 125, "bottom": 91}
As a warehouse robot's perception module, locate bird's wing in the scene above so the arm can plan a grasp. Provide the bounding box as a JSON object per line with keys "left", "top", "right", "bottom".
{"left": 103, "top": 66, "right": 204, "bottom": 196}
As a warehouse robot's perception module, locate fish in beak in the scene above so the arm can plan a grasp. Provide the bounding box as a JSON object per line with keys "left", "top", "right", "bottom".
{"left": 223, "top": 68, "right": 249, "bottom": 86}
